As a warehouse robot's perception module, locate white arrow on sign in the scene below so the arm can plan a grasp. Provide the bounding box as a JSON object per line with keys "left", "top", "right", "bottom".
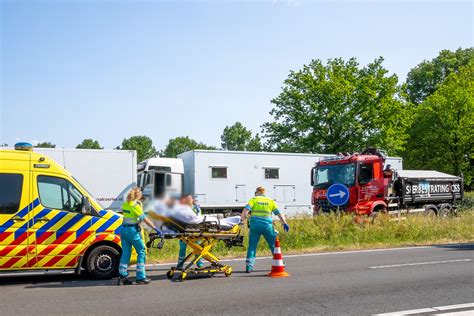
{"left": 329, "top": 190, "right": 346, "bottom": 199}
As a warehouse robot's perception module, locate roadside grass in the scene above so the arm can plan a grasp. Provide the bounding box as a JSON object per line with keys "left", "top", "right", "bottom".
{"left": 147, "top": 207, "right": 474, "bottom": 264}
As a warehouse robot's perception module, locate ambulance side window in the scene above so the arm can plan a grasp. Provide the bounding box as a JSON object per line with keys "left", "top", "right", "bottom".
{"left": 0, "top": 173, "right": 23, "bottom": 214}
{"left": 37, "top": 176, "right": 84, "bottom": 213}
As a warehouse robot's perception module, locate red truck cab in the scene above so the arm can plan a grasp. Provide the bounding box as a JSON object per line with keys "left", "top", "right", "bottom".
{"left": 311, "top": 152, "right": 390, "bottom": 215}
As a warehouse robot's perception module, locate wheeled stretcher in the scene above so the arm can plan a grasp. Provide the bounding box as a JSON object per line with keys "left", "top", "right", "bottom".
{"left": 146, "top": 213, "right": 244, "bottom": 281}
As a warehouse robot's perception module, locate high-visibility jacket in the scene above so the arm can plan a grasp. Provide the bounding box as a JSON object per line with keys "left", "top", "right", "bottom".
{"left": 245, "top": 195, "right": 280, "bottom": 218}
{"left": 122, "top": 201, "right": 145, "bottom": 224}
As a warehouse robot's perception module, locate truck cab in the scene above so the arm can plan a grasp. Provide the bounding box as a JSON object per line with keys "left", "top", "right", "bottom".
{"left": 311, "top": 149, "right": 462, "bottom": 216}
{"left": 137, "top": 157, "right": 184, "bottom": 200}
{"left": 0, "top": 144, "right": 125, "bottom": 279}
{"left": 311, "top": 153, "right": 388, "bottom": 215}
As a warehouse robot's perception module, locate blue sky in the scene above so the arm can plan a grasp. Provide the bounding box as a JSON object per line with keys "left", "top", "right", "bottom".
{"left": 1, "top": 0, "right": 472, "bottom": 150}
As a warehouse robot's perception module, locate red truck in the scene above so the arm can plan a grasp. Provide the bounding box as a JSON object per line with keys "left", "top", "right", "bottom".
{"left": 311, "top": 148, "right": 464, "bottom": 217}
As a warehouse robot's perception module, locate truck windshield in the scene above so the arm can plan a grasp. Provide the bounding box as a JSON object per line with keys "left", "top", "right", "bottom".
{"left": 314, "top": 163, "right": 356, "bottom": 189}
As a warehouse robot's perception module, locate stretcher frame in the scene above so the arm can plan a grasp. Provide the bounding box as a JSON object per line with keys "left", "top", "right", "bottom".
{"left": 147, "top": 220, "right": 243, "bottom": 281}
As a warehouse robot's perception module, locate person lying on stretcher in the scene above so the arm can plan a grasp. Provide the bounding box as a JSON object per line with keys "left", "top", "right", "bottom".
{"left": 146, "top": 194, "right": 241, "bottom": 233}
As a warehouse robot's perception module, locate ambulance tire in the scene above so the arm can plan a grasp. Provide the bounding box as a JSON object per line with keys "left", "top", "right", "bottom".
{"left": 85, "top": 245, "right": 120, "bottom": 279}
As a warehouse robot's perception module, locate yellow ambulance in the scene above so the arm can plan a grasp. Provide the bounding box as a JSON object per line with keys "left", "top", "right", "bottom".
{"left": 0, "top": 143, "right": 125, "bottom": 279}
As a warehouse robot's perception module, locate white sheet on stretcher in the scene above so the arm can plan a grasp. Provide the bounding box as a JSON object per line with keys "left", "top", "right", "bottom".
{"left": 147, "top": 200, "right": 241, "bottom": 232}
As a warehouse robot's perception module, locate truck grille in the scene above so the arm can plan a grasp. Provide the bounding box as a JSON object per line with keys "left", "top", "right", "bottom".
{"left": 317, "top": 200, "right": 348, "bottom": 213}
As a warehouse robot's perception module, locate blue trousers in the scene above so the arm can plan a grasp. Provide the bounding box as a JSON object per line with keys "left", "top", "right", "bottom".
{"left": 119, "top": 226, "right": 147, "bottom": 280}
{"left": 246, "top": 221, "right": 276, "bottom": 270}
{"left": 178, "top": 240, "right": 203, "bottom": 268}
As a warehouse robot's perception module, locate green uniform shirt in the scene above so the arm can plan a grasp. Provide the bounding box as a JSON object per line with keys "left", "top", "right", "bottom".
{"left": 245, "top": 195, "right": 280, "bottom": 217}
{"left": 122, "top": 200, "right": 145, "bottom": 224}
{"left": 245, "top": 195, "right": 281, "bottom": 226}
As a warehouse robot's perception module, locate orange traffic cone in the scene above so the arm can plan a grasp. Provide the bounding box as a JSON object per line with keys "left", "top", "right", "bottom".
{"left": 268, "top": 236, "right": 290, "bottom": 278}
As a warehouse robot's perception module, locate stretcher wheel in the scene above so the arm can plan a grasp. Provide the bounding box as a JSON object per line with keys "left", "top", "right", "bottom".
{"left": 179, "top": 272, "right": 187, "bottom": 282}
{"left": 166, "top": 270, "right": 174, "bottom": 279}
{"left": 224, "top": 267, "right": 232, "bottom": 277}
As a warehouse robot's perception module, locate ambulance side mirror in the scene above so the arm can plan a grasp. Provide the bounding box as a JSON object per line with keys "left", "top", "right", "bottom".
{"left": 310, "top": 167, "right": 316, "bottom": 186}
{"left": 81, "top": 197, "right": 92, "bottom": 215}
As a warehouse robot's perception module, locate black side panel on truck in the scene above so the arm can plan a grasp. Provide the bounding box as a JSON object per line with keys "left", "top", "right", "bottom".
{"left": 395, "top": 170, "right": 463, "bottom": 206}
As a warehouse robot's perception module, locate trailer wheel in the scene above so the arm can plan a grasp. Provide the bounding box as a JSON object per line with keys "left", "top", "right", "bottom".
{"left": 438, "top": 204, "right": 453, "bottom": 218}
{"left": 85, "top": 245, "right": 120, "bottom": 279}
{"left": 424, "top": 208, "right": 437, "bottom": 218}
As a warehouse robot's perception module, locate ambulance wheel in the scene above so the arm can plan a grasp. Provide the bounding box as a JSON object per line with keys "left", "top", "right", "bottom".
{"left": 166, "top": 270, "right": 174, "bottom": 279}
{"left": 224, "top": 267, "right": 232, "bottom": 277}
{"left": 85, "top": 245, "right": 120, "bottom": 279}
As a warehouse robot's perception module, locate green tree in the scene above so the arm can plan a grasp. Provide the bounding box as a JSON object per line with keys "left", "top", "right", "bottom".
{"left": 161, "top": 136, "right": 216, "bottom": 158}
{"left": 404, "top": 63, "right": 474, "bottom": 185}
{"left": 247, "top": 134, "right": 263, "bottom": 152}
{"left": 76, "top": 138, "right": 103, "bottom": 149}
{"left": 0, "top": 143, "right": 8, "bottom": 147}
{"left": 35, "top": 142, "right": 56, "bottom": 148}
{"left": 117, "top": 136, "right": 157, "bottom": 162}
{"left": 405, "top": 48, "right": 474, "bottom": 105}
{"left": 221, "top": 122, "right": 262, "bottom": 151}
{"left": 262, "top": 57, "right": 412, "bottom": 155}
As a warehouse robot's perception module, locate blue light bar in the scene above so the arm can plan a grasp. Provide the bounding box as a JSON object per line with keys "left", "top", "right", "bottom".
{"left": 14, "top": 142, "right": 33, "bottom": 151}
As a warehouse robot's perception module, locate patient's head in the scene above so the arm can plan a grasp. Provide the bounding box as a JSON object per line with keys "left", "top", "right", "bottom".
{"left": 179, "top": 194, "right": 193, "bottom": 207}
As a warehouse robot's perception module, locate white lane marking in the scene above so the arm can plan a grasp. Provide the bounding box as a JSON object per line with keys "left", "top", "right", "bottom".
{"left": 435, "top": 303, "right": 474, "bottom": 311}
{"left": 144, "top": 244, "right": 459, "bottom": 267}
{"left": 437, "top": 311, "right": 474, "bottom": 316}
{"left": 375, "top": 302, "right": 474, "bottom": 315}
{"left": 375, "top": 307, "right": 436, "bottom": 315}
{"left": 369, "top": 259, "right": 472, "bottom": 269}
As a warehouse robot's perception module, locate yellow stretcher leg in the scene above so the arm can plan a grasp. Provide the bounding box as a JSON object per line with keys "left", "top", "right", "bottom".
{"left": 166, "top": 237, "right": 233, "bottom": 281}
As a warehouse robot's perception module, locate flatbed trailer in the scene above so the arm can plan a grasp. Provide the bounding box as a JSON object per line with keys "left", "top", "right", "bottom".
{"left": 388, "top": 170, "right": 463, "bottom": 216}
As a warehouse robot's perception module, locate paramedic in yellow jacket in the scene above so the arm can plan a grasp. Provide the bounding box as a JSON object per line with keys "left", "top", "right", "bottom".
{"left": 241, "top": 186, "right": 289, "bottom": 273}
{"left": 118, "top": 187, "right": 160, "bottom": 285}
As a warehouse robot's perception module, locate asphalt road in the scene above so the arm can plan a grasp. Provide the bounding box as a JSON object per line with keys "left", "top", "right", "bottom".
{"left": 1, "top": 243, "right": 473, "bottom": 315}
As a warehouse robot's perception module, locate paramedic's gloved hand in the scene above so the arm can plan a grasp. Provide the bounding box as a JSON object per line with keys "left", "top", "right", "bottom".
{"left": 283, "top": 223, "right": 290, "bottom": 232}
{"left": 154, "top": 228, "right": 163, "bottom": 237}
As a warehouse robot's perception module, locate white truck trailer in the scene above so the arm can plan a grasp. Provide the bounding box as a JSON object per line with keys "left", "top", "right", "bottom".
{"left": 138, "top": 150, "right": 403, "bottom": 216}
{"left": 33, "top": 148, "right": 137, "bottom": 211}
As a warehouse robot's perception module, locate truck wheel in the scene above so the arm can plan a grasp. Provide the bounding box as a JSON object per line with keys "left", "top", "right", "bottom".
{"left": 85, "top": 245, "right": 120, "bottom": 279}
{"left": 369, "top": 212, "right": 380, "bottom": 224}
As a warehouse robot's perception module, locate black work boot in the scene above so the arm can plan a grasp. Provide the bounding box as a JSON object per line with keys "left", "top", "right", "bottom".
{"left": 117, "top": 276, "right": 133, "bottom": 286}
{"left": 136, "top": 278, "right": 152, "bottom": 285}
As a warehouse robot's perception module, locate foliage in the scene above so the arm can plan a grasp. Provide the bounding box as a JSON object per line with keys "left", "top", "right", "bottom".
{"left": 117, "top": 136, "right": 157, "bottom": 162}
{"left": 404, "top": 63, "right": 474, "bottom": 185}
{"left": 35, "top": 142, "right": 56, "bottom": 148}
{"left": 405, "top": 48, "right": 474, "bottom": 105}
{"left": 456, "top": 191, "right": 474, "bottom": 212}
{"left": 147, "top": 212, "right": 474, "bottom": 263}
{"left": 160, "top": 136, "right": 216, "bottom": 158}
{"left": 76, "top": 138, "right": 103, "bottom": 149}
{"left": 262, "top": 57, "right": 412, "bottom": 155}
{"left": 221, "top": 122, "right": 262, "bottom": 151}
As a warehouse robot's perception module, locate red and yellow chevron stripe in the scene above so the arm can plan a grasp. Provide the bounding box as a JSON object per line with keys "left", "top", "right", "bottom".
{"left": 1, "top": 199, "right": 123, "bottom": 271}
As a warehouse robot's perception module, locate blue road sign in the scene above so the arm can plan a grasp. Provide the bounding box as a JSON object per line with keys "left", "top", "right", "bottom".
{"left": 327, "top": 183, "right": 350, "bottom": 206}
